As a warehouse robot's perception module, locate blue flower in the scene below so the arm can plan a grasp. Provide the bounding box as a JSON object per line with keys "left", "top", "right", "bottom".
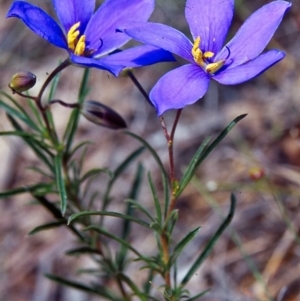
{"left": 7, "top": 0, "right": 174, "bottom": 76}
{"left": 118, "top": 0, "right": 291, "bottom": 115}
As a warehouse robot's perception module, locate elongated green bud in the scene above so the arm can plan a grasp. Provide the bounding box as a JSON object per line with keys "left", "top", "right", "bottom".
{"left": 9, "top": 71, "right": 36, "bottom": 93}
{"left": 81, "top": 100, "right": 127, "bottom": 130}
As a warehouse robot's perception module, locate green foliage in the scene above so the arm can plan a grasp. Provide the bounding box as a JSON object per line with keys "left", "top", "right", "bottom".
{"left": 180, "top": 194, "right": 236, "bottom": 287}
{"left": 0, "top": 63, "right": 242, "bottom": 301}
{"left": 176, "top": 114, "right": 247, "bottom": 198}
{"left": 54, "top": 153, "right": 68, "bottom": 215}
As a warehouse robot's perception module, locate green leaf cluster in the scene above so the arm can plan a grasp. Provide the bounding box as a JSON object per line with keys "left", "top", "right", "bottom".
{"left": 0, "top": 66, "right": 245, "bottom": 301}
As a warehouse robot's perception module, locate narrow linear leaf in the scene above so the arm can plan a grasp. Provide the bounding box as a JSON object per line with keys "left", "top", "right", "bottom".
{"left": 170, "top": 227, "right": 201, "bottom": 266}
{"left": 143, "top": 269, "right": 155, "bottom": 296}
{"left": 5, "top": 90, "right": 43, "bottom": 129}
{"left": 68, "top": 211, "right": 150, "bottom": 229}
{"left": 54, "top": 154, "right": 67, "bottom": 215}
{"left": 69, "top": 140, "right": 93, "bottom": 160}
{"left": 77, "top": 268, "right": 102, "bottom": 275}
{"left": 28, "top": 98, "right": 44, "bottom": 127}
{"left": 176, "top": 138, "right": 210, "bottom": 198}
{"left": 0, "top": 130, "right": 32, "bottom": 138}
{"left": 181, "top": 194, "right": 236, "bottom": 287}
{"left": 193, "top": 179, "right": 274, "bottom": 299}
{"left": 176, "top": 114, "right": 247, "bottom": 198}
{"left": 0, "top": 183, "right": 53, "bottom": 198}
{"left": 46, "top": 274, "right": 121, "bottom": 300}
{"left": 80, "top": 168, "right": 112, "bottom": 183}
{"left": 6, "top": 114, "right": 54, "bottom": 171}
{"left": 65, "top": 247, "right": 101, "bottom": 256}
{"left": 64, "top": 68, "right": 90, "bottom": 153}
{"left": 117, "top": 164, "right": 144, "bottom": 269}
{"left": 28, "top": 219, "right": 66, "bottom": 235}
{"left": 113, "top": 147, "right": 145, "bottom": 182}
{"left": 0, "top": 130, "right": 55, "bottom": 156}
{"left": 0, "top": 100, "right": 40, "bottom": 131}
{"left": 0, "top": 91, "right": 33, "bottom": 121}
{"left": 86, "top": 191, "right": 99, "bottom": 211}
{"left": 124, "top": 131, "right": 170, "bottom": 218}
{"left": 101, "top": 146, "right": 145, "bottom": 213}
{"left": 164, "top": 209, "right": 179, "bottom": 235}
{"left": 48, "top": 65, "right": 61, "bottom": 101}
{"left": 124, "top": 131, "right": 167, "bottom": 179}
{"left": 174, "top": 262, "right": 178, "bottom": 290}
{"left": 45, "top": 62, "right": 61, "bottom": 134}
{"left": 34, "top": 195, "right": 86, "bottom": 242}
{"left": 84, "top": 225, "right": 148, "bottom": 262}
{"left": 28, "top": 166, "right": 53, "bottom": 179}
{"left": 82, "top": 172, "right": 100, "bottom": 202}
{"left": 121, "top": 164, "right": 144, "bottom": 239}
{"left": 184, "top": 289, "right": 210, "bottom": 301}
{"left": 126, "top": 199, "right": 155, "bottom": 222}
{"left": 148, "top": 172, "right": 162, "bottom": 226}
{"left": 77, "top": 144, "right": 88, "bottom": 176}
{"left": 118, "top": 273, "right": 160, "bottom": 301}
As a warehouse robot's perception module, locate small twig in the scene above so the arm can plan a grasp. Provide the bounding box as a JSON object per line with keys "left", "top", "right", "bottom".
{"left": 48, "top": 99, "right": 81, "bottom": 109}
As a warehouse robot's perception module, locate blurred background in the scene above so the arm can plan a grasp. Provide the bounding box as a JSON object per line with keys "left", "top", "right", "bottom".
{"left": 0, "top": 0, "right": 300, "bottom": 300}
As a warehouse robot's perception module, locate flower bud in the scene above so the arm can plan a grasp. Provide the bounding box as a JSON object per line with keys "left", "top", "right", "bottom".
{"left": 9, "top": 71, "right": 36, "bottom": 93}
{"left": 81, "top": 100, "right": 127, "bottom": 130}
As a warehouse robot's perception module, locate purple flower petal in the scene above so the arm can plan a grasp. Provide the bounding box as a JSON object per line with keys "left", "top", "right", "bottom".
{"left": 213, "top": 50, "right": 285, "bottom": 85}
{"left": 216, "top": 1, "right": 291, "bottom": 67}
{"left": 119, "top": 22, "right": 194, "bottom": 62}
{"left": 185, "top": 0, "right": 234, "bottom": 54}
{"left": 6, "top": 1, "right": 67, "bottom": 50}
{"left": 102, "top": 45, "right": 175, "bottom": 67}
{"left": 150, "top": 64, "right": 210, "bottom": 115}
{"left": 52, "top": 0, "right": 95, "bottom": 33}
{"left": 85, "top": 0, "right": 154, "bottom": 56}
{"left": 70, "top": 54, "right": 123, "bottom": 76}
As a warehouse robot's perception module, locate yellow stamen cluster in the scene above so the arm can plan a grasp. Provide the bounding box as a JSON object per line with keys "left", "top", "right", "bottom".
{"left": 67, "top": 22, "right": 86, "bottom": 56}
{"left": 192, "top": 36, "right": 225, "bottom": 74}
{"left": 192, "top": 37, "right": 206, "bottom": 68}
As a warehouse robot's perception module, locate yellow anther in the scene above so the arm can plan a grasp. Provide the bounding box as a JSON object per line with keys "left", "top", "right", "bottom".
{"left": 192, "top": 36, "right": 206, "bottom": 68}
{"left": 74, "top": 35, "right": 86, "bottom": 56}
{"left": 192, "top": 36, "right": 225, "bottom": 74}
{"left": 67, "top": 22, "right": 81, "bottom": 51}
{"left": 205, "top": 60, "right": 225, "bottom": 74}
{"left": 67, "top": 22, "right": 86, "bottom": 56}
{"left": 192, "top": 36, "right": 201, "bottom": 56}
{"left": 203, "top": 51, "right": 214, "bottom": 59}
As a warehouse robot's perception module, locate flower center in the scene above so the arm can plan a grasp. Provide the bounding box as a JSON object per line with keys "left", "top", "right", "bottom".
{"left": 192, "top": 36, "right": 225, "bottom": 74}
{"left": 67, "top": 22, "right": 86, "bottom": 56}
